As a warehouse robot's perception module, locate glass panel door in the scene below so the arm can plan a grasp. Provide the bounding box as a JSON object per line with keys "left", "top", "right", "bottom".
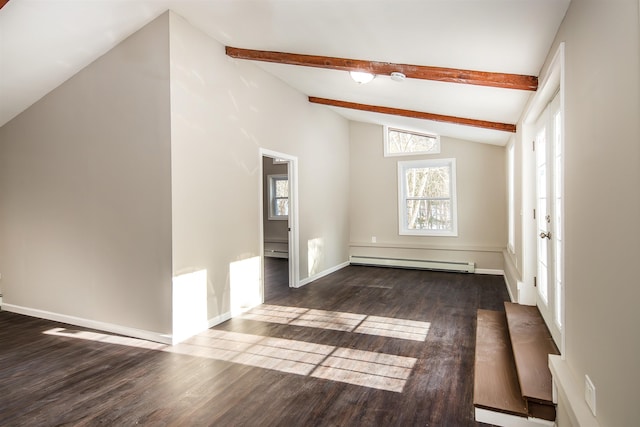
{"left": 535, "top": 92, "right": 562, "bottom": 346}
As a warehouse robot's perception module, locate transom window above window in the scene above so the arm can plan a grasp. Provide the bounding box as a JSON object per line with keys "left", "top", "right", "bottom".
{"left": 398, "top": 158, "right": 458, "bottom": 236}
{"left": 268, "top": 174, "right": 289, "bottom": 220}
{"left": 384, "top": 126, "right": 440, "bottom": 157}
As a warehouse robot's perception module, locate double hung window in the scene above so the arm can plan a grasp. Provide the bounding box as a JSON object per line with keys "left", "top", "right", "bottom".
{"left": 268, "top": 174, "right": 289, "bottom": 220}
{"left": 398, "top": 158, "right": 457, "bottom": 236}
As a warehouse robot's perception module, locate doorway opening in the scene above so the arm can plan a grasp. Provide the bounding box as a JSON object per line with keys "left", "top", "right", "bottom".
{"left": 260, "top": 149, "right": 299, "bottom": 303}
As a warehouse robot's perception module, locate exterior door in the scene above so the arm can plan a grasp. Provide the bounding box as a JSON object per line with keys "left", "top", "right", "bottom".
{"left": 535, "top": 91, "right": 563, "bottom": 346}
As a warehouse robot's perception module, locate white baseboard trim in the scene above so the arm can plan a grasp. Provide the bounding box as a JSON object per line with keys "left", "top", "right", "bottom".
{"left": 208, "top": 311, "right": 232, "bottom": 328}
{"left": 475, "top": 268, "right": 505, "bottom": 276}
{"left": 298, "top": 261, "right": 350, "bottom": 288}
{"left": 504, "top": 276, "right": 516, "bottom": 303}
{"left": 475, "top": 408, "right": 554, "bottom": 427}
{"left": 549, "top": 355, "right": 600, "bottom": 427}
{"left": 2, "top": 303, "right": 172, "bottom": 345}
{"left": 172, "top": 312, "right": 232, "bottom": 344}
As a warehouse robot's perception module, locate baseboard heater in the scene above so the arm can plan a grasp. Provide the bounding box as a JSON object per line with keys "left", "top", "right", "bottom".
{"left": 350, "top": 255, "right": 475, "bottom": 273}
{"left": 265, "top": 249, "right": 289, "bottom": 259}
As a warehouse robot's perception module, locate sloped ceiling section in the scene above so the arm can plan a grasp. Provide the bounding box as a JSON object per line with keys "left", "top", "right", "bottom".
{"left": 0, "top": 0, "right": 570, "bottom": 145}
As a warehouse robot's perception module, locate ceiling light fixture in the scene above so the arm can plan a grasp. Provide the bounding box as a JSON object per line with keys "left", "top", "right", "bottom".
{"left": 390, "top": 71, "right": 406, "bottom": 82}
{"left": 349, "top": 71, "right": 375, "bottom": 84}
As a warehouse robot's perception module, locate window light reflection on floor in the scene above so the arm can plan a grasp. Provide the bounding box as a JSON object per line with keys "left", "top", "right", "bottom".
{"left": 43, "top": 328, "right": 166, "bottom": 350}
{"left": 173, "top": 329, "right": 417, "bottom": 393}
{"left": 43, "top": 327, "right": 418, "bottom": 393}
{"left": 241, "top": 304, "right": 431, "bottom": 341}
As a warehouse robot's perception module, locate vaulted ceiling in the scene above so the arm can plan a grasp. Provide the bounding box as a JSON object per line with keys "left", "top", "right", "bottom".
{"left": 0, "top": 0, "right": 570, "bottom": 145}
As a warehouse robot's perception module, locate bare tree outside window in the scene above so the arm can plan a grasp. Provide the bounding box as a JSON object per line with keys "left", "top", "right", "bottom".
{"left": 274, "top": 178, "right": 289, "bottom": 216}
{"left": 405, "top": 166, "right": 451, "bottom": 230}
{"left": 398, "top": 159, "right": 457, "bottom": 236}
{"left": 268, "top": 174, "right": 288, "bottom": 220}
{"left": 385, "top": 128, "right": 440, "bottom": 157}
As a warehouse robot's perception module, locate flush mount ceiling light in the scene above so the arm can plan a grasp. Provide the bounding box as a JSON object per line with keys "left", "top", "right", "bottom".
{"left": 390, "top": 71, "right": 406, "bottom": 82}
{"left": 349, "top": 71, "right": 375, "bottom": 84}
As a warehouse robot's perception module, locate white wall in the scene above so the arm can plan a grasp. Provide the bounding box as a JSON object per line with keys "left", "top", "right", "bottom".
{"left": 511, "top": 1, "right": 640, "bottom": 425}
{"left": 168, "top": 13, "right": 350, "bottom": 323}
{"left": 0, "top": 13, "right": 173, "bottom": 337}
{"left": 349, "top": 122, "right": 507, "bottom": 271}
{"left": 0, "top": 10, "right": 351, "bottom": 342}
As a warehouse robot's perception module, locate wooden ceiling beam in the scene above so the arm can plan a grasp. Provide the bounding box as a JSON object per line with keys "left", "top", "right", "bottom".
{"left": 226, "top": 46, "right": 537, "bottom": 91}
{"left": 0, "top": 0, "right": 10, "bottom": 10}
{"left": 308, "top": 97, "right": 516, "bottom": 133}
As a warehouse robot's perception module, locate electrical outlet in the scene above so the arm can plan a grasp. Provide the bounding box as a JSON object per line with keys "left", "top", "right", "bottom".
{"left": 585, "top": 375, "right": 596, "bottom": 416}
{"left": 371, "top": 236, "right": 376, "bottom": 243}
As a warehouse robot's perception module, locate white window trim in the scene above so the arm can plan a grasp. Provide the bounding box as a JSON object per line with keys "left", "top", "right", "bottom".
{"left": 397, "top": 158, "right": 458, "bottom": 236}
{"left": 268, "top": 174, "right": 288, "bottom": 220}
{"left": 384, "top": 126, "right": 440, "bottom": 157}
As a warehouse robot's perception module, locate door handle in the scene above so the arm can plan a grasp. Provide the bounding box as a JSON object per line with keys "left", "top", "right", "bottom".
{"left": 539, "top": 231, "right": 551, "bottom": 240}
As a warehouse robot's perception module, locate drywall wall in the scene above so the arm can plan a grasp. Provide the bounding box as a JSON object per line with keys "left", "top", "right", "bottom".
{"left": 0, "top": 12, "right": 173, "bottom": 336}
{"left": 349, "top": 122, "right": 507, "bottom": 271}
{"left": 168, "top": 12, "right": 350, "bottom": 322}
{"left": 517, "top": 1, "right": 640, "bottom": 425}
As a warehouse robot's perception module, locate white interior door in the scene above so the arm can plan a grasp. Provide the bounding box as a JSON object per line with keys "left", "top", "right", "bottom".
{"left": 535, "top": 92, "right": 563, "bottom": 347}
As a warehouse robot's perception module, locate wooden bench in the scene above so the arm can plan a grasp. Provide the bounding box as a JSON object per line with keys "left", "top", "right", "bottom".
{"left": 474, "top": 302, "right": 560, "bottom": 425}
{"left": 504, "top": 302, "right": 559, "bottom": 421}
{"left": 474, "top": 309, "right": 528, "bottom": 417}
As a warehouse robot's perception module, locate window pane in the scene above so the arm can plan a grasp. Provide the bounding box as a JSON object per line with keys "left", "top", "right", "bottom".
{"left": 537, "top": 167, "right": 546, "bottom": 198}
{"left": 398, "top": 158, "right": 457, "bottom": 236}
{"left": 388, "top": 128, "right": 439, "bottom": 155}
{"left": 275, "top": 199, "right": 288, "bottom": 216}
{"left": 406, "top": 166, "right": 450, "bottom": 198}
{"left": 508, "top": 144, "right": 515, "bottom": 251}
{"left": 406, "top": 199, "right": 452, "bottom": 231}
{"left": 554, "top": 112, "right": 562, "bottom": 155}
{"left": 268, "top": 175, "right": 288, "bottom": 219}
{"left": 555, "top": 278, "right": 562, "bottom": 327}
{"left": 539, "top": 264, "right": 548, "bottom": 302}
{"left": 555, "top": 198, "right": 562, "bottom": 240}
{"left": 275, "top": 179, "right": 288, "bottom": 198}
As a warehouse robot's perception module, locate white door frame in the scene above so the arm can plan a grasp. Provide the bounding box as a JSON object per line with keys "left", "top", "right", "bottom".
{"left": 522, "top": 43, "right": 565, "bottom": 354}
{"left": 259, "top": 148, "right": 300, "bottom": 296}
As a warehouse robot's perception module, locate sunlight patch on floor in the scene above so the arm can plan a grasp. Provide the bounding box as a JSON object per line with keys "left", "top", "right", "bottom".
{"left": 172, "top": 329, "right": 417, "bottom": 392}
{"left": 311, "top": 347, "right": 416, "bottom": 393}
{"left": 43, "top": 328, "right": 166, "bottom": 350}
{"left": 43, "top": 326, "right": 418, "bottom": 393}
{"left": 240, "top": 304, "right": 431, "bottom": 341}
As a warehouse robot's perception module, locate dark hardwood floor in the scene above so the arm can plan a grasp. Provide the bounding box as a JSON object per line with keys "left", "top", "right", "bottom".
{"left": 264, "top": 257, "right": 290, "bottom": 301}
{"left": 0, "top": 266, "right": 508, "bottom": 426}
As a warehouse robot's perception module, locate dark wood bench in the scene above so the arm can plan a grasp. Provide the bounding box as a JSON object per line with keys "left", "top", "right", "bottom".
{"left": 474, "top": 309, "right": 528, "bottom": 417}
{"left": 504, "top": 302, "right": 559, "bottom": 421}
{"left": 474, "top": 302, "right": 560, "bottom": 424}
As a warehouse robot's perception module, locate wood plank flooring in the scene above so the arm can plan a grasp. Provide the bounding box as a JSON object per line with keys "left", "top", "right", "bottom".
{"left": 264, "top": 257, "right": 290, "bottom": 301}
{"left": 0, "top": 266, "right": 509, "bottom": 426}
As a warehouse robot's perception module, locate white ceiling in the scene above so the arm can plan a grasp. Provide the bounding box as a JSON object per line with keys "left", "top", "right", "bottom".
{"left": 0, "top": 0, "right": 570, "bottom": 145}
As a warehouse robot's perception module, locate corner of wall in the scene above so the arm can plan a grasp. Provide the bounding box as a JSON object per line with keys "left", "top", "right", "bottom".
{"left": 502, "top": 249, "right": 520, "bottom": 302}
